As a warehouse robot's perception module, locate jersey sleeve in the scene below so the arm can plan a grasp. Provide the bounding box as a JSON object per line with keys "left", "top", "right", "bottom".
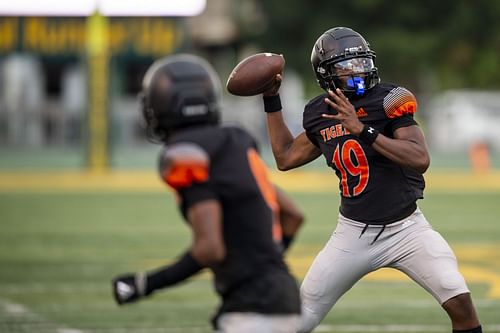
{"left": 383, "top": 86, "right": 418, "bottom": 132}
{"left": 383, "top": 87, "right": 417, "bottom": 119}
{"left": 303, "top": 95, "right": 325, "bottom": 147}
{"left": 306, "top": 131, "right": 320, "bottom": 147}
{"left": 159, "top": 143, "right": 217, "bottom": 209}
{"left": 250, "top": 133, "right": 260, "bottom": 153}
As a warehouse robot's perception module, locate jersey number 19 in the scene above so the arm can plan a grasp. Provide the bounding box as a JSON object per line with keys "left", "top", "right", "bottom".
{"left": 332, "top": 139, "right": 369, "bottom": 197}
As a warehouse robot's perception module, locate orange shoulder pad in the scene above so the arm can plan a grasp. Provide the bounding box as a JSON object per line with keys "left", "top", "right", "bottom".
{"left": 160, "top": 143, "right": 210, "bottom": 190}
{"left": 383, "top": 87, "right": 417, "bottom": 119}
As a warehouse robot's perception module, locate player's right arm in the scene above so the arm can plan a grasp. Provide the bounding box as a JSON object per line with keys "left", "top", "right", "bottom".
{"left": 266, "top": 113, "right": 321, "bottom": 170}
{"left": 263, "top": 74, "right": 321, "bottom": 171}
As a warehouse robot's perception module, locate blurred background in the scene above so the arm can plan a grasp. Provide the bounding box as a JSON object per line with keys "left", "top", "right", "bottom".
{"left": 1, "top": 0, "right": 500, "bottom": 171}
{"left": 1, "top": 1, "right": 500, "bottom": 333}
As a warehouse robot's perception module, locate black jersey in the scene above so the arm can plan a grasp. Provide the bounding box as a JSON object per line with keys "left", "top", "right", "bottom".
{"left": 303, "top": 83, "right": 425, "bottom": 224}
{"left": 158, "top": 125, "right": 300, "bottom": 316}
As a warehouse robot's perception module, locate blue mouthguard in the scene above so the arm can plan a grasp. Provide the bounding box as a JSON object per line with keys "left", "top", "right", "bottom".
{"left": 347, "top": 76, "right": 365, "bottom": 96}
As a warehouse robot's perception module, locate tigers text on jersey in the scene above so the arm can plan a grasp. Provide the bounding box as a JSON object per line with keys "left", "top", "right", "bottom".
{"left": 303, "top": 83, "right": 425, "bottom": 224}
{"left": 158, "top": 125, "right": 300, "bottom": 316}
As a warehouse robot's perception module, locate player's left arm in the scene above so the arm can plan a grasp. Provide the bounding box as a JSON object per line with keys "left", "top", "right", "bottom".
{"left": 112, "top": 143, "right": 225, "bottom": 305}
{"left": 113, "top": 201, "right": 225, "bottom": 306}
{"left": 323, "top": 88, "right": 430, "bottom": 174}
{"left": 187, "top": 199, "right": 226, "bottom": 265}
{"left": 371, "top": 125, "right": 430, "bottom": 174}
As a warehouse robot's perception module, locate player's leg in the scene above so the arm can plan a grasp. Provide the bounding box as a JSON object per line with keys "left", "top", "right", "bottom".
{"left": 442, "top": 293, "right": 481, "bottom": 332}
{"left": 298, "top": 217, "right": 372, "bottom": 333}
{"left": 389, "top": 210, "right": 481, "bottom": 332}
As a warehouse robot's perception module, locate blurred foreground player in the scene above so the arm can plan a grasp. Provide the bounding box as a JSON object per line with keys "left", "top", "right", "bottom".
{"left": 261, "top": 27, "right": 481, "bottom": 333}
{"left": 111, "top": 54, "right": 302, "bottom": 332}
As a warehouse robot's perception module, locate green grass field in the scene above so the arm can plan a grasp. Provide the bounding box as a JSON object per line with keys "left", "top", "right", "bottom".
{"left": 1, "top": 189, "right": 499, "bottom": 333}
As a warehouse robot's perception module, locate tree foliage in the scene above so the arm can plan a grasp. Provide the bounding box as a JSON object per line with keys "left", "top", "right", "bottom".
{"left": 249, "top": 0, "right": 500, "bottom": 97}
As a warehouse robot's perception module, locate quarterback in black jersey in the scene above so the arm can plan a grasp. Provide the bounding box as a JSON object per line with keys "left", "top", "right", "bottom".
{"left": 111, "top": 54, "right": 302, "bottom": 332}
{"left": 262, "top": 27, "right": 481, "bottom": 333}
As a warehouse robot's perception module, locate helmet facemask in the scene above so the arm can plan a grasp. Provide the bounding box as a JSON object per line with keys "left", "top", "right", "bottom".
{"left": 311, "top": 27, "right": 380, "bottom": 97}
{"left": 317, "top": 57, "right": 379, "bottom": 97}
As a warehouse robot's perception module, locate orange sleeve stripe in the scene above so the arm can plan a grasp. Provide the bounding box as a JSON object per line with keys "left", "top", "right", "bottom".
{"left": 383, "top": 87, "right": 417, "bottom": 119}
{"left": 164, "top": 163, "right": 209, "bottom": 189}
{"left": 388, "top": 100, "right": 417, "bottom": 118}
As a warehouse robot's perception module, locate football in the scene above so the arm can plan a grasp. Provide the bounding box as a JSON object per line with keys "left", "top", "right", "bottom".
{"left": 226, "top": 53, "right": 285, "bottom": 96}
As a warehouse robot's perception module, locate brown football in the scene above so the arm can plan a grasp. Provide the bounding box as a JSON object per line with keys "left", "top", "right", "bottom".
{"left": 226, "top": 53, "right": 285, "bottom": 96}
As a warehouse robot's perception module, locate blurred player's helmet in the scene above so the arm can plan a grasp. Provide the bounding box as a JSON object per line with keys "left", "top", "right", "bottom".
{"left": 311, "top": 27, "right": 379, "bottom": 97}
{"left": 140, "top": 54, "right": 221, "bottom": 142}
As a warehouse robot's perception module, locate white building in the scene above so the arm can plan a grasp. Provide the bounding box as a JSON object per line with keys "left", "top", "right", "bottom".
{"left": 426, "top": 90, "right": 500, "bottom": 153}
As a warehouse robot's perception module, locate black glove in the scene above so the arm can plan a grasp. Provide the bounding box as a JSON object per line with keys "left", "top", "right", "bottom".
{"left": 112, "top": 272, "right": 148, "bottom": 305}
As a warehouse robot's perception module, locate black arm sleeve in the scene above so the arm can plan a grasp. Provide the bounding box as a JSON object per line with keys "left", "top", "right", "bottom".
{"left": 145, "top": 251, "right": 203, "bottom": 294}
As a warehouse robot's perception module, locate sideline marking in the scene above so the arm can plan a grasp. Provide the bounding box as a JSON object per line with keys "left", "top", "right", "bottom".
{"left": 0, "top": 170, "right": 500, "bottom": 192}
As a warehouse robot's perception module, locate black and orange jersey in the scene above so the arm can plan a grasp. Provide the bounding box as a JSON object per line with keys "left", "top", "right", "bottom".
{"left": 158, "top": 125, "right": 300, "bottom": 315}
{"left": 303, "top": 83, "right": 425, "bottom": 224}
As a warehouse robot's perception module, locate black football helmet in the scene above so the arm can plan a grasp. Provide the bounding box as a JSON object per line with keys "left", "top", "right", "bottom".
{"left": 140, "top": 54, "right": 221, "bottom": 142}
{"left": 311, "top": 27, "right": 379, "bottom": 97}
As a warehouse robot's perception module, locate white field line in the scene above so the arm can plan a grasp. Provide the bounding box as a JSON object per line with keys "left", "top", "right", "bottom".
{"left": 1, "top": 296, "right": 500, "bottom": 333}
{"left": 0, "top": 298, "right": 85, "bottom": 333}
{"left": 316, "top": 324, "right": 500, "bottom": 332}
{"left": 45, "top": 329, "right": 212, "bottom": 333}
{"left": 16, "top": 324, "right": 500, "bottom": 333}
{"left": 3, "top": 301, "right": 28, "bottom": 315}
{"left": 4, "top": 284, "right": 500, "bottom": 308}
{"left": 3, "top": 283, "right": 500, "bottom": 311}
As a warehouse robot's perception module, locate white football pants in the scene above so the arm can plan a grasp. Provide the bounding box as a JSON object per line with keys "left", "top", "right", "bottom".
{"left": 298, "top": 208, "right": 469, "bottom": 333}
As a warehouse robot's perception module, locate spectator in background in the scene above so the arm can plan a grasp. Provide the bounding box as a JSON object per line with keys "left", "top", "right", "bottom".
{"left": 61, "top": 64, "right": 86, "bottom": 144}
{"left": 1, "top": 54, "right": 44, "bottom": 146}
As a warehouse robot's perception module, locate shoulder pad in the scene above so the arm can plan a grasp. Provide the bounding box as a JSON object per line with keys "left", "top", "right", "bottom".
{"left": 159, "top": 143, "right": 210, "bottom": 190}
{"left": 383, "top": 87, "right": 417, "bottom": 119}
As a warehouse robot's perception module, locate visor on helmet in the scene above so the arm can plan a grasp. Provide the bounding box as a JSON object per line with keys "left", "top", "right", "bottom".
{"left": 332, "top": 57, "right": 375, "bottom": 75}
{"left": 320, "top": 57, "right": 378, "bottom": 96}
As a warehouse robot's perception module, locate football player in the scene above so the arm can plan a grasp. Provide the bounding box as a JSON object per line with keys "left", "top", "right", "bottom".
{"left": 111, "top": 54, "right": 303, "bottom": 332}
{"left": 261, "top": 27, "right": 482, "bottom": 333}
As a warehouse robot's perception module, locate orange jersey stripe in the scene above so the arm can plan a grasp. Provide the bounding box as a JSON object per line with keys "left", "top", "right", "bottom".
{"left": 247, "top": 148, "right": 283, "bottom": 242}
